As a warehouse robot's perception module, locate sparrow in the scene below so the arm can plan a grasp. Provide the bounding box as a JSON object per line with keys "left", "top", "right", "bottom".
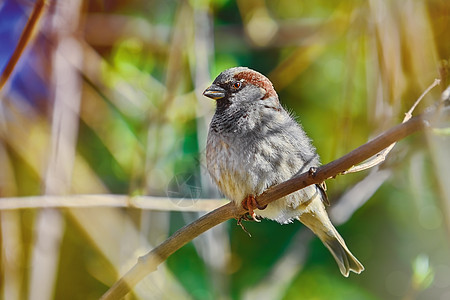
{"left": 203, "top": 67, "right": 364, "bottom": 277}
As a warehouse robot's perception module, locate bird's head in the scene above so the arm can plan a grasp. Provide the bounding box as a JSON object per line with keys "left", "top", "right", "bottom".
{"left": 203, "top": 67, "right": 279, "bottom": 111}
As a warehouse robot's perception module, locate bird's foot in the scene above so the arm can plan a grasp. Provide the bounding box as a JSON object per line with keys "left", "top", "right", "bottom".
{"left": 241, "top": 194, "right": 267, "bottom": 222}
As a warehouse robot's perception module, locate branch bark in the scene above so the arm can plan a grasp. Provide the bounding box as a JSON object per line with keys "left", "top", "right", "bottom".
{"left": 0, "top": 0, "right": 46, "bottom": 93}
{"left": 101, "top": 111, "right": 435, "bottom": 299}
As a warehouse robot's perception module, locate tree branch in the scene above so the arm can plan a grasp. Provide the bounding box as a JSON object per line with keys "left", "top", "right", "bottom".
{"left": 101, "top": 107, "right": 442, "bottom": 299}
{"left": 101, "top": 202, "right": 238, "bottom": 299}
{"left": 0, "top": 0, "right": 46, "bottom": 93}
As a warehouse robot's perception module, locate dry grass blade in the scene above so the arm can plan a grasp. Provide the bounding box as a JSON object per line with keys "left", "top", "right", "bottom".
{"left": 0, "top": 195, "right": 226, "bottom": 211}
{"left": 344, "top": 79, "right": 440, "bottom": 174}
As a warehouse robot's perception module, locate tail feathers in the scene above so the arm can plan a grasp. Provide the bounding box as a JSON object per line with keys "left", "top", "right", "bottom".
{"left": 299, "top": 211, "right": 364, "bottom": 277}
{"left": 322, "top": 233, "right": 365, "bottom": 277}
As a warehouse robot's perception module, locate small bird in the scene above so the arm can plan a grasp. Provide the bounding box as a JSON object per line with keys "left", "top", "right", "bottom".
{"left": 203, "top": 67, "right": 364, "bottom": 277}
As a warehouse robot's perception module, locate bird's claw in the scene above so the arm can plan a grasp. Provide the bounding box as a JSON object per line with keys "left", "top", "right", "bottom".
{"left": 236, "top": 217, "right": 252, "bottom": 237}
{"left": 241, "top": 194, "right": 266, "bottom": 223}
{"left": 239, "top": 212, "right": 257, "bottom": 222}
{"left": 308, "top": 166, "right": 317, "bottom": 177}
{"left": 251, "top": 211, "right": 260, "bottom": 222}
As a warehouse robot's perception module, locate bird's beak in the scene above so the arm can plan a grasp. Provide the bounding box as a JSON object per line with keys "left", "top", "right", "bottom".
{"left": 203, "top": 84, "right": 226, "bottom": 100}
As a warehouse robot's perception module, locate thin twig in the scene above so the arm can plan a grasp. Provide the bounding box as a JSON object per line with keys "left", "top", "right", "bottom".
{"left": 0, "top": 0, "right": 46, "bottom": 93}
{"left": 101, "top": 110, "right": 434, "bottom": 299}
{"left": 405, "top": 79, "right": 441, "bottom": 121}
{"left": 344, "top": 79, "right": 440, "bottom": 174}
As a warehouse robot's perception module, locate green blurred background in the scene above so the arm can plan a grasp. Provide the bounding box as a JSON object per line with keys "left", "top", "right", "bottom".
{"left": 0, "top": 0, "right": 449, "bottom": 299}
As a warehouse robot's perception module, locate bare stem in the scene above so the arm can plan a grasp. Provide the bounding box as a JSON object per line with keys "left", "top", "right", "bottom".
{"left": 0, "top": 0, "right": 46, "bottom": 93}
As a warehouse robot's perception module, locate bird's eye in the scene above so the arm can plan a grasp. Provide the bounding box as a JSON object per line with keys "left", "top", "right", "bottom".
{"left": 232, "top": 81, "right": 241, "bottom": 89}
